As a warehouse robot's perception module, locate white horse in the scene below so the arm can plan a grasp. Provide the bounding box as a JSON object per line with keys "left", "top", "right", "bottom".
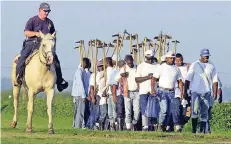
{"left": 10, "top": 31, "right": 57, "bottom": 134}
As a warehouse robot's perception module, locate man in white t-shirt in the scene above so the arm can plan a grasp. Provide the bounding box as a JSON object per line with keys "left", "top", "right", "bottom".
{"left": 106, "top": 56, "right": 117, "bottom": 130}
{"left": 152, "top": 51, "right": 183, "bottom": 132}
{"left": 72, "top": 58, "right": 91, "bottom": 129}
{"left": 135, "top": 50, "right": 159, "bottom": 131}
{"left": 111, "top": 60, "right": 126, "bottom": 130}
{"left": 174, "top": 53, "right": 191, "bottom": 129}
{"left": 184, "top": 48, "right": 218, "bottom": 134}
{"left": 115, "top": 55, "right": 140, "bottom": 131}
{"left": 86, "top": 59, "right": 105, "bottom": 130}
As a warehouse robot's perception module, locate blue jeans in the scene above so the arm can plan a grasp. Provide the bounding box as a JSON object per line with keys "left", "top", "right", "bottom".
{"left": 99, "top": 104, "right": 108, "bottom": 122}
{"left": 86, "top": 95, "right": 101, "bottom": 129}
{"left": 116, "top": 95, "right": 125, "bottom": 119}
{"left": 140, "top": 94, "right": 149, "bottom": 127}
{"left": 191, "top": 92, "right": 210, "bottom": 122}
{"left": 140, "top": 93, "right": 159, "bottom": 126}
{"left": 16, "top": 40, "right": 36, "bottom": 76}
{"left": 158, "top": 90, "right": 180, "bottom": 126}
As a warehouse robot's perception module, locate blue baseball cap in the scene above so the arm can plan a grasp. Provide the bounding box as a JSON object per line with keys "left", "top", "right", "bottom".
{"left": 200, "top": 48, "right": 211, "bottom": 56}
{"left": 40, "top": 3, "right": 51, "bottom": 11}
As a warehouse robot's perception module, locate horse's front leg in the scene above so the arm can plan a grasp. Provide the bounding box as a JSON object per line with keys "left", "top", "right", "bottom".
{"left": 26, "top": 90, "right": 35, "bottom": 133}
{"left": 46, "top": 88, "right": 55, "bottom": 134}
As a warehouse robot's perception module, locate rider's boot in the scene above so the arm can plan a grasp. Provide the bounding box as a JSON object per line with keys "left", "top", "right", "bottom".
{"left": 54, "top": 54, "right": 68, "bottom": 92}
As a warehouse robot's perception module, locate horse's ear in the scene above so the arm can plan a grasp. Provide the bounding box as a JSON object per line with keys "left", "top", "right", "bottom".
{"left": 39, "top": 30, "right": 44, "bottom": 38}
{"left": 51, "top": 32, "right": 56, "bottom": 38}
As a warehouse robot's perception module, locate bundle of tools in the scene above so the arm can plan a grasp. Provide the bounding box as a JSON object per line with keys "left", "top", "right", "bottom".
{"left": 74, "top": 30, "right": 180, "bottom": 93}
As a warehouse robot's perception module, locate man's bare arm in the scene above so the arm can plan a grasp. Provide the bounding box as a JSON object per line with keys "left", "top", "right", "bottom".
{"left": 213, "top": 82, "right": 218, "bottom": 99}
{"left": 151, "top": 77, "right": 156, "bottom": 96}
{"left": 135, "top": 73, "right": 153, "bottom": 83}
{"left": 24, "top": 31, "right": 40, "bottom": 37}
{"left": 178, "top": 79, "right": 184, "bottom": 98}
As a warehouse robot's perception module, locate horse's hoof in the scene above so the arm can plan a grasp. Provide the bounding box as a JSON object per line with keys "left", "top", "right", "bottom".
{"left": 26, "top": 128, "right": 33, "bottom": 134}
{"left": 48, "top": 129, "right": 55, "bottom": 134}
{"left": 10, "top": 121, "right": 17, "bottom": 128}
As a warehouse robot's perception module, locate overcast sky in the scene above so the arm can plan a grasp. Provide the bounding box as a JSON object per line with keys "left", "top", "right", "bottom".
{"left": 1, "top": 1, "right": 231, "bottom": 86}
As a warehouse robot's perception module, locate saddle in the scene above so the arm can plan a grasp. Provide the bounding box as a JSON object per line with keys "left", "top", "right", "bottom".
{"left": 14, "top": 49, "right": 39, "bottom": 65}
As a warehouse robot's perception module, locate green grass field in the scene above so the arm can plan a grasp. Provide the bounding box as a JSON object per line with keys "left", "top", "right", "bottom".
{"left": 1, "top": 90, "right": 231, "bottom": 143}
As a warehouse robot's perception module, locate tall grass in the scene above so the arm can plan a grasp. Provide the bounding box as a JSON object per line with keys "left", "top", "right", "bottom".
{"left": 1, "top": 90, "right": 231, "bottom": 131}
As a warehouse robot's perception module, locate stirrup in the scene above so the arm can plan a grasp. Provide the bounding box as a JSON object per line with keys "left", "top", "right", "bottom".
{"left": 14, "top": 75, "right": 22, "bottom": 86}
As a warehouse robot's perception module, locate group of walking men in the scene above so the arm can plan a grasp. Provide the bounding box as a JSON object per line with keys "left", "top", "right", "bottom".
{"left": 71, "top": 48, "right": 222, "bottom": 134}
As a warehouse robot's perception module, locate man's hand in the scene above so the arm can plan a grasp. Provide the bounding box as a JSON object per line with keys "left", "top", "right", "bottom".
{"left": 151, "top": 89, "right": 156, "bottom": 96}
{"left": 113, "top": 96, "right": 117, "bottom": 104}
{"left": 36, "top": 32, "right": 40, "bottom": 37}
{"left": 87, "top": 95, "right": 91, "bottom": 101}
{"left": 121, "top": 72, "right": 129, "bottom": 77}
{"left": 213, "top": 94, "right": 217, "bottom": 101}
{"left": 148, "top": 73, "right": 153, "bottom": 79}
{"left": 180, "top": 93, "right": 184, "bottom": 99}
{"left": 102, "top": 91, "right": 107, "bottom": 97}
{"left": 92, "top": 98, "right": 96, "bottom": 104}
{"left": 82, "top": 98, "right": 87, "bottom": 102}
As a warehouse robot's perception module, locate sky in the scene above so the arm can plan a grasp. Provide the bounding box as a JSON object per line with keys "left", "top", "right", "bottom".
{"left": 1, "top": 1, "right": 231, "bottom": 86}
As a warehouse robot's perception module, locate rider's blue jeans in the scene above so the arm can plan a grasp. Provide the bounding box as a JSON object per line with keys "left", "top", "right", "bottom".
{"left": 16, "top": 40, "right": 35, "bottom": 76}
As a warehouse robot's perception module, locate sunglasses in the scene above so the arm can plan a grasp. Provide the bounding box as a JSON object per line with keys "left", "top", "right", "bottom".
{"left": 42, "top": 9, "right": 51, "bottom": 13}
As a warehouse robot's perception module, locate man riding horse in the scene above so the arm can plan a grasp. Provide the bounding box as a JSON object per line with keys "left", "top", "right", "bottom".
{"left": 15, "top": 2, "right": 68, "bottom": 91}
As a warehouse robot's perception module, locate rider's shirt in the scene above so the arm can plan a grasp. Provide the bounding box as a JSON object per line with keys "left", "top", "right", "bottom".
{"left": 24, "top": 15, "right": 55, "bottom": 40}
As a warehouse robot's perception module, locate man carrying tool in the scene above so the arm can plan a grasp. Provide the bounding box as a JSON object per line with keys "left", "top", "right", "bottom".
{"left": 152, "top": 51, "right": 183, "bottom": 132}
{"left": 111, "top": 60, "right": 126, "bottom": 131}
{"left": 135, "top": 50, "right": 159, "bottom": 131}
{"left": 86, "top": 59, "right": 104, "bottom": 130}
{"left": 115, "top": 55, "right": 140, "bottom": 131}
{"left": 175, "top": 53, "right": 191, "bottom": 130}
{"left": 72, "top": 58, "right": 91, "bottom": 129}
{"left": 106, "top": 57, "right": 117, "bottom": 130}
{"left": 184, "top": 48, "right": 218, "bottom": 134}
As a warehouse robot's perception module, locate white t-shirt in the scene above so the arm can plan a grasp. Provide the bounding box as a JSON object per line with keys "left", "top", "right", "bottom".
{"left": 178, "top": 64, "right": 188, "bottom": 83}
{"left": 109, "top": 68, "right": 120, "bottom": 96}
{"left": 135, "top": 62, "right": 158, "bottom": 95}
{"left": 89, "top": 71, "right": 107, "bottom": 105}
{"left": 89, "top": 71, "right": 106, "bottom": 97}
{"left": 106, "top": 66, "right": 114, "bottom": 95}
{"left": 175, "top": 64, "right": 188, "bottom": 98}
{"left": 153, "top": 63, "right": 182, "bottom": 89}
{"left": 115, "top": 65, "right": 138, "bottom": 91}
{"left": 185, "top": 60, "right": 218, "bottom": 94}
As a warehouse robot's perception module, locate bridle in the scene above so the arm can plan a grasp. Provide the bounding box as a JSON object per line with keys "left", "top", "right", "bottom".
{"left": 39, "top": 39, "right": 55, "bottom": 66}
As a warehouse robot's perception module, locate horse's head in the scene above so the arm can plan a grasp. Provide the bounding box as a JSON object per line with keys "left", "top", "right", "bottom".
{"left": 39, "top": 31, "right": 56, "bottom": 65}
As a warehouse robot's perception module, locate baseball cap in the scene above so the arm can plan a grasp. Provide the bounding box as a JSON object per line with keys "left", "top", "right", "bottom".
{"left": 165, "top": 51, "right": 175, "bottom": 58}
{"left": 97, "top": 59, "right": 104, "bottom": 67}
{"left": 40, "top": 2, "right": 51, "bottom": 11}
{"left": 144, "top": 50, "right": 154, "bottom": 57}
{"left": 200, "top": 48, "right": 211, "bottom": 56}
